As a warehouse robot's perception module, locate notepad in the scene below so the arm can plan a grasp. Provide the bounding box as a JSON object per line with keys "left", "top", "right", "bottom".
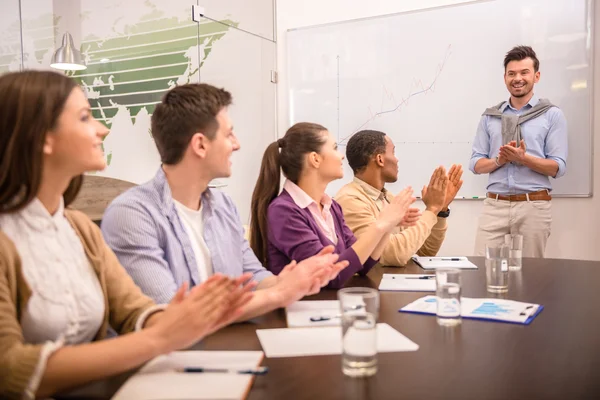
{"left": 400, "top": 295, "right": 543, "bottom": 325}
{"left": 378, "top": 274, "right": 436, "bottom": 292}
{"left": 286, "top": 300, "right": 341, "bottom": 327}
{"left": 111, "top": 351, "right": 264, "bottom": 400}
{"left": 412, "top": 255, "right": 478, "bottom": 270}
{"left": 256, "top": 323, "right": 419, "bottom": 358}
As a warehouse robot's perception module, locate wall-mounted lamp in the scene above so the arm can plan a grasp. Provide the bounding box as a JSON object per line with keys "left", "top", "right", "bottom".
{"left": 50, "top": 32, "right": 86, "bottom": 71}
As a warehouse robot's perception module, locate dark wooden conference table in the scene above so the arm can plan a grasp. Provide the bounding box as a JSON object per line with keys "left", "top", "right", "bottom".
{"left": 59, "top": 258, "right": 600, "bottom": 400}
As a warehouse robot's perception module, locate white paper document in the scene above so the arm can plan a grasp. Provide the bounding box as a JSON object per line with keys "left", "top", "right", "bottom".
{"left": 286, "top": 300, "right": 341, "bottom": 327}
{"left": 412, "top": 255, "right": 478, "bottom": 270}
{"left": 400, "top": 295, "right": 542, "bottom": 324}
{"left": 378, "top": 274, "right": 436, "bottom": 292}
{"left": 256, "top": 323, "right": 419, "bottom": 358}
{"left": 111, "top": 351, "right": 264, "bottom": 400}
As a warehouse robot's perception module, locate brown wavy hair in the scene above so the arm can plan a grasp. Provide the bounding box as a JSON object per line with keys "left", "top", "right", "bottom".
{"left": 0, "top": 70, "right": 82, "bottom": 214}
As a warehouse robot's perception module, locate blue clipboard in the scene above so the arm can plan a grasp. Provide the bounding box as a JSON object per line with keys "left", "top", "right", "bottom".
{"left": 399, "top": 303, "right": 544, "bottom": 325}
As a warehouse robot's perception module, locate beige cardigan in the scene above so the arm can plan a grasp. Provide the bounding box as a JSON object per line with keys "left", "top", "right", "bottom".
{"left": 0, "top": 209, "right": 155, "bottom": 399}
{"left": 335, "top": 181, "right": 448, "bottom": 266}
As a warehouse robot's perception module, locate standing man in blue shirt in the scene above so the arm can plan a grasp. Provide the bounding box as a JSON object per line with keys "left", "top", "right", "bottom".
{"left": 469, "top": 46, "right": 568, "bottom": 257}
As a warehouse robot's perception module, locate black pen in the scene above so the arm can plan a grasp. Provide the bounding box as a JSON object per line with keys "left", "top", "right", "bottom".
{"left": 404, "top": 276, "right": 435, "bottom": 280}
{"left": 309, "top": 314, "right": 341, "bottom": 322}
{"left": 178, "top": 366, "right": 269, "bottom": 375}
{"left": 391, "top": 275, "right": 435, "bottom": 280}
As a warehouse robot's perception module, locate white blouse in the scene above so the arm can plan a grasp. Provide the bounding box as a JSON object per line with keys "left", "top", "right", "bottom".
{"left": 0, "top": 198, "right": 105, "bottom": 398}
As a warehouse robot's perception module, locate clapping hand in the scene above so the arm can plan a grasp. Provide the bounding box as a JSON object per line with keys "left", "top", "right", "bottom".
{"left": 275, "top": 246, "right": 350, "bottom": 305}
{"left": 147, "top": 274, "right": 256, "bottom": 352}
{"left": 421, "top": 166, "right": 448, "bottom": 214}
{"left": 399, "top": 207, "right": 421, "bottom": 227}
{"left": 442, "top": 164, "right": 464, "bottom": 209}
{"left": 377, "top": 187, "right": 416, "bottom": 231}
{"left": 499, "top": 140, "right": 527, "bottom": 164}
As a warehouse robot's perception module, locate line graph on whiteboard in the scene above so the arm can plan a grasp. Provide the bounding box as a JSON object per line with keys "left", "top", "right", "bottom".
{"left": 336, "top": 44, "right": 455, "bottom": 146}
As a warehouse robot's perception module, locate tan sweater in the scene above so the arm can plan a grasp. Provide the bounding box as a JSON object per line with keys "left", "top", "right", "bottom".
{"left": 0, "top": 209, "right": 155, "bottom": 399}
{"left": 335, "top": 180, "right": 448, "bottom": 267}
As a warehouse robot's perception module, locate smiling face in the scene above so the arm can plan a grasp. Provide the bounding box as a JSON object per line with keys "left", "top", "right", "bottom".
{"left": 314, "top": 130, "right": 345, "bottom": 182}
{"left": 43, "top": 86, "right": 109, "bottom": 176}
{"left": 504, "top": 57, "right": 540, "bottom": 99}
{"left": 202, "top": 107, "right": 241, "bottom": 179}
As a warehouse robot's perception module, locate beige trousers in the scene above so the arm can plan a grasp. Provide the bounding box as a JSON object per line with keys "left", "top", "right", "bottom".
{"left": 474, "top": 198, "right": 552, "bottom": 258}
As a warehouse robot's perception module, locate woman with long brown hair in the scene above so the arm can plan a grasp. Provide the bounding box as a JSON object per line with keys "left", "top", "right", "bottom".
{"left": 250, "top": 122, "right": 415, "bottom": 288}
{"left": 0, "top": 70, "right": 254, "bottom": 399}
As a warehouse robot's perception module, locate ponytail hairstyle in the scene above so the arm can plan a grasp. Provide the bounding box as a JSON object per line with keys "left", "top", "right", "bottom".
{"left": 249, "top": 122, "right": 328, "bottom": 265}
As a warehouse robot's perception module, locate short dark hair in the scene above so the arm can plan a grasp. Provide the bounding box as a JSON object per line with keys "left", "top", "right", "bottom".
{"left": 504, "top": 46, "right": 539, "bottom": 72}
{"left": 345, "top": 130, "right": 387, "bottom": 174}
{"left": 151, "top": 83, "right": 232, "bottom": 165}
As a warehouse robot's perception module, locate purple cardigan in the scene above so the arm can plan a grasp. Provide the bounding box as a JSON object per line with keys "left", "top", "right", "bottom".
{"left": 266, "top": 190, "right": 378, "bottom": 289}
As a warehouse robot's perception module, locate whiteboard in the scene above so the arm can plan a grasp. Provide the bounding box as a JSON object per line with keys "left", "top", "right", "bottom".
{"left": 287, "top": 0, "right": 593, "bottom": 198}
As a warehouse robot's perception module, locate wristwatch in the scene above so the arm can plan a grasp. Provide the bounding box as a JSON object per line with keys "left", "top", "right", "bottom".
{"left": 437, "top": 208, "right": 450, "bottom": 218}
{"left": 494, "top": 156, "right": 502, "bottom": 167}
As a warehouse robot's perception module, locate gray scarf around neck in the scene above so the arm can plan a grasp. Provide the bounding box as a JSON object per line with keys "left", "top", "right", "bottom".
{"left": 482, "top": 98, "right": 555, "bottom": 146}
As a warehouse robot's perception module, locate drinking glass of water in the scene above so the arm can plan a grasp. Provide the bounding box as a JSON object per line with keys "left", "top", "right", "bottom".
{"left": 486, "top": 244, "right": 509, "bottom": 293}
{"left": 504, "top": 234, "right": 523, "bottom": 270}
{"left": 338, "top": 287, "right": 379, "bottom": 378}
{"left": 435, "top": 268, "right": 462, "bottom": 326}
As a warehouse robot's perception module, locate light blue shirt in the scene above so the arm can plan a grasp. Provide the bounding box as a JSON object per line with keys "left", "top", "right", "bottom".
{"left": 469, "top": 94, "right": 568, "bottom": 195}
{"left": 101, "top": 167, "right": 272, "bottom": 304}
